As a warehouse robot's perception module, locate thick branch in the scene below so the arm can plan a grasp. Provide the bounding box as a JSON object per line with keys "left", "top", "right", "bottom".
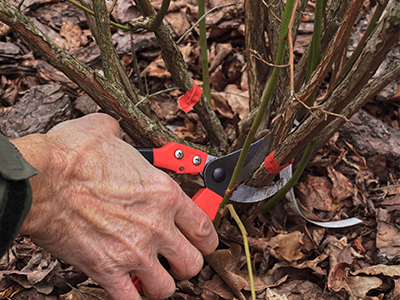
{"left": 247, "top": 0, "right": 400, "bottom": 187}
{"left": 134, "top": 0, "right": 229, "bottom": 153}
{"left": 245, "top": 0, "right": 269, "bottom": 110}
{"left": 0, "top": 0, "right": 218, "bottom": 153}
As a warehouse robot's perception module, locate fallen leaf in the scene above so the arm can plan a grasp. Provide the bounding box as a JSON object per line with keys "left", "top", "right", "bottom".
{"left": 204, "top": 247, "right": 247, "bottom": 300}
{"left": 200, "top": 275, "right": 235, "bottom": 299}
{"left": 266, "top": 231, "right": 306, "bottom": 263}
{"left": 209, "top": 43, "right": 233, "bottom": 73}
{"left": 295, "top": 174, "right": 333, "bottom": 212}
{"left": 328, "top": 263, "right": 400, "bottom": 299}
{"left": 327, "top": 166, "right": 357, "bottom": 204}
{"left": 60, "top": 286, "right": 111, "bottom": 300}
{"left": 211, "top": 84, "right": 249, "bottom": 119}
{"left": 165, "top": 11, "right": 191, "bottom": 37}
{"left": 376, "top": 208, "right": 400, "bottom": 264}
{"left": 60, "top": 21, "right": 86, "bottom": 50}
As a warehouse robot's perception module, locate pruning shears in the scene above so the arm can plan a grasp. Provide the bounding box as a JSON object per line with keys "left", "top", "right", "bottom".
{"left": 131, "top": 132, "right": 286, "bottom": 292}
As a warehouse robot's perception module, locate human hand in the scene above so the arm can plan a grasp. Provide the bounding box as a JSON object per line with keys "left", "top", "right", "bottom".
{"left": 11, "top": 113, "right": 219, "bottom": 300}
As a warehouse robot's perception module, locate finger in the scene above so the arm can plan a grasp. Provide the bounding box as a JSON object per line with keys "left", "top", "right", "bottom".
{"left": 135, "top": 261, "right": 176, "bottom": 300}
{"left": 98, "top": 273, "right": 142, "bottom": 300}
{"left": 174, "top": 190, "right": 219, "bottom": 255}
{"left": 159, "top": 231, "right": 204, "bottom": 280}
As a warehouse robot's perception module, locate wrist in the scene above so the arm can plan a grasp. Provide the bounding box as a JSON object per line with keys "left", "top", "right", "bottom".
{"left": 10, "top": 134, "right": 60, "bottom": 236}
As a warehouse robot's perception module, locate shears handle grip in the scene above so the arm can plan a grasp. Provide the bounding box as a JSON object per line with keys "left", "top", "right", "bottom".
{"left": 131, "top": 188, "right": 222, "bottom": 293}
{"left": 192, "top": 188, "right": 222, "bottom": 222}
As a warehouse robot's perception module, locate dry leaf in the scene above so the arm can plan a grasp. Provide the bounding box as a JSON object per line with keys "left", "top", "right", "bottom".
{"left": 295, "top": 175, "right": 333, "bottom": 212}
{"left": 327, "top": 166, "right": 356, "bottom": 204}
{"left": 376, "top": 208, "right": 400, "bottom": 264}
{"left": 60, "top": 286, "right": 111, "bottom": 300}
{"left": 328, "top": 263, "right": 400, "bottom": 299}
{"left": 266, "top": 231, "right": 306, "bottom": 263}
{"left": 60, "top": 21, "right": 86, "bottom": 50}
{"left": 204, "top": 248, "right": 247, "bottom": 300}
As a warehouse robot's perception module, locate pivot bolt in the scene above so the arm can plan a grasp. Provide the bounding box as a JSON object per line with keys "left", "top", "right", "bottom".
{"left": 175, "top": 149, "right": 184, "bottom": 159}
{"left": 193, "top": 156, "right": 202, "bottom": 165}
{"left": 212, "top": 168, "right": 226, "bottom": 183}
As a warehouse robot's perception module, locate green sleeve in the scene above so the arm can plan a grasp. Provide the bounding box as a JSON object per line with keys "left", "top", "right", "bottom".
{"left": 0, "top": 134, "right": 38, "bottom": 257}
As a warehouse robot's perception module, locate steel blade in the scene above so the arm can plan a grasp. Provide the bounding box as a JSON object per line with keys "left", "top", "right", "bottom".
{"left": 202, "top": 133, "right": 273, "bottom": 196}
{"left": 230, "top": 178, "right": 287, "bottom": 203}
{"left": 238, "top": 131, "right": 273, "bottom": 182}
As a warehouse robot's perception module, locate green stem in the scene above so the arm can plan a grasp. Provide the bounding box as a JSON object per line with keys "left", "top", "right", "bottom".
{"left": 64, "top": 0, "right": 131, "bottom": 31}
{"left": 261, "top": 137, "right": 318, "bottom": 213}
{"left": 305, "top": 0, "right": 323, "bottom": 105}
{"left": 226, "top": 204, "right": 255, "bottom": 300}
{"left": 198, "top": 0, "right": 211, "bottom": 103}
{"left": 213, "top": 0, "right": 295, "bottom": 227}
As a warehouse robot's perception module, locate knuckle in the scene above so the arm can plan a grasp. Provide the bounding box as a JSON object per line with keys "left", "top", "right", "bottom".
{"left": 194, "top": 212, "right": 215, "bottom": 239}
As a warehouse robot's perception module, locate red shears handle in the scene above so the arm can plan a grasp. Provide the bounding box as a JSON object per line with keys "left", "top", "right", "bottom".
{"left": 131, "top": 188, "right": 222, "bottom": 293}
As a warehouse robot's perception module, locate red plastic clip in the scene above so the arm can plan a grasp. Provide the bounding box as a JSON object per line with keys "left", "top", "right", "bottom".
{"left": 179, "top": 79, "right": 202, "bottom": 113}
{"left": 264, "top": 150, "right": 294, "bottom": 174}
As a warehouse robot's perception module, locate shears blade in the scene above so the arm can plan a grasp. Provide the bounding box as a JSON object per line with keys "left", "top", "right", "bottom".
{"left": 202, "top": 132, "right": 273, "bottom": 197}
{"left": 230, "top": 178, "right": 287, "bottom": 203}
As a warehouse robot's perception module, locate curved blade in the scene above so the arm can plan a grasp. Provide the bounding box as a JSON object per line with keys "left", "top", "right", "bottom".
{"left": 202, "top": 132, "right": 273, "bottom": 197}
{"left": 238, "top": 131, "right": 272, "bottom": 181}
{"left": 230, "top": 179, "right": 286, "bottom": 203}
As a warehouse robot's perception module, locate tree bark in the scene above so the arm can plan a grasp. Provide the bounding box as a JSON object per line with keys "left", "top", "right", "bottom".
{"left": 134, "top": 0, "right": 229, "bottom": 153}
{"left": 0, "top": 0, "right": 218, "bottom": 153}
{"left": 247, "top": 0, "right": 400, "bottom": 187}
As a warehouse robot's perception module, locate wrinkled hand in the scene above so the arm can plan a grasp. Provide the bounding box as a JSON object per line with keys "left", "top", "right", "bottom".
{"left": 12, "top": 113, "right": 218, "bottom": 300}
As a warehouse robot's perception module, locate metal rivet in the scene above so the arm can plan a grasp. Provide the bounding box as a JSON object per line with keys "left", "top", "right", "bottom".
{"left": 212, "top": 168, "right": 226, "bottom": 183}
{"left": 193, "top": 156, "right": 201, "bottom": 165}
{"left": 175, "top": 150, "right": 184, "bottom": 159}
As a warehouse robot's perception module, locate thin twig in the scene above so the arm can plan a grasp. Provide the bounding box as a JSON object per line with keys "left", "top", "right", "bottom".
{"left": 293, "top": 94, "right": 319, "bottom": 119}
{"left": 109, "top": 0, "right": 118, "bottom": 14}
{"left": 17, "top": 0, "right": 24, "bottom": 9}
{"left": 311, "top": 106, "right": 351, "bottom": 123}
{"left": 130, "top": 32, "right": 145, "bottom": 94}
{"left": 288, "top": 0, "right": 300, "bottom": 94}
{"left": 135, "top": 87, "right": 180, "bottom": 107}
{"left": 64, "top": 0, "right": 131, "bottom": 31}
{"left": 198, "top": 0, "right": 211, "bottom": 103}
{"left": 176, "top": 2, "right": 240, "bottom": 44}
{"left": 250, "top": 49, "right": 289, "bottom": 68}
{"left": 261, "top": 0, "right": 282, "bottom": 22}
